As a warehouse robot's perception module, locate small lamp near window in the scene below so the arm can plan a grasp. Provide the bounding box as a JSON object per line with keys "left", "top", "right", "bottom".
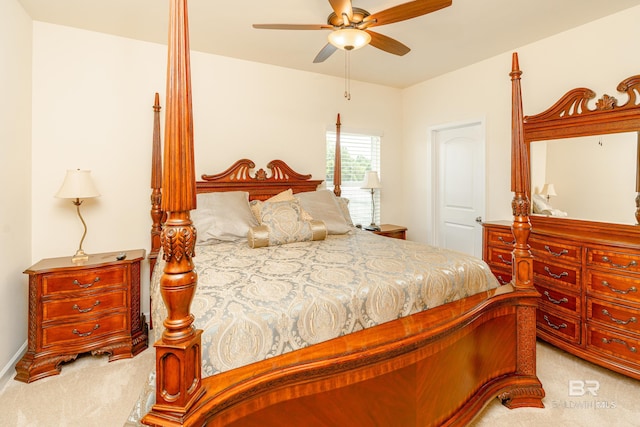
{"left": 55, "top": 169, "right": 100, "bottom": 263}
{"left": 361, "top": 171, "right": 381, "bottom": 231}
{"left": 541, "top": 183, "right": 557, "bottom": 202}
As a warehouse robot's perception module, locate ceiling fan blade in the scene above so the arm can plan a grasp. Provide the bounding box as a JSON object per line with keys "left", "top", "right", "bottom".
{"left": 328, "top": 0, "right": 354, "bottom": 25}
{"left": 364, "top": 0, "right": 452, "bottom": 28}
{"left": 313, "top": 43, "right": 338, "bottom": 63}
{"left": 252, "top": 24, "right": 331, "bottom": 30}
{"left": 367, "top": 30, "right": 410, "bottom": 56}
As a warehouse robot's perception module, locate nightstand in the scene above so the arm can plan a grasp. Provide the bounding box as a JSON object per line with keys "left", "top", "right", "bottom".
{"left": 15, "top": 249, "right": 148, "bottom": 383}
{"left": 372, "top": 224, "right": 407, "bottom": 240}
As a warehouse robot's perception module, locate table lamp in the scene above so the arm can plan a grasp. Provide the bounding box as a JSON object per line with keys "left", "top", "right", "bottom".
{"left": 361, "top": 171, "right": 382, "bottom": 231}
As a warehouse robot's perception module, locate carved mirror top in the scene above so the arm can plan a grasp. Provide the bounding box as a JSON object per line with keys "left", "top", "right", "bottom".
{"left": 523, "top": 74, "right": 640, "bottom": 225}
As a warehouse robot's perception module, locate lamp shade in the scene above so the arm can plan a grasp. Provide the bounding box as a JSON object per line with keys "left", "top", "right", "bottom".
{"left": 361, "top": 171, "right": 382, "bottom": 190}
{"left": 541, "top": 183, "right": 557, "bottom": 197}
{"left": 55, "top": 169, "right": 100, "bottom": 199}
{"left": 328, "top": 28, "right": 371, "bottom": 51}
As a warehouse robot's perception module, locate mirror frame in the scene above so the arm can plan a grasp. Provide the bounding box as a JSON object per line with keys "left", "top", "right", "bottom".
{"left": 523, "top": 74, "right": 640, "bottom": 228}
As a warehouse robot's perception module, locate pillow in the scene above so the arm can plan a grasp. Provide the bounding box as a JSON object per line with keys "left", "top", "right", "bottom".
{"left": 295, "top": 190, "right": 351, "bottom": 235}
{"left": 531, "top": 194, "right": 552, "bottom": 214}
{"left": 335, "top": 196, "right": 354, "bottom": 227}
{"left": 250, "top": 189, "right": 312, "bottom": 222}
{"left": 248, "top": 200, "right": 327, "bottom": 248}
{"left": 191, "top": 191, "right": 259, "bottom": 243}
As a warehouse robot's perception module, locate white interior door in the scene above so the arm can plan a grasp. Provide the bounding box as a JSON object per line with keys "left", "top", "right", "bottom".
{"left": 433, "top": 122, "right": 485, "bottom": 257}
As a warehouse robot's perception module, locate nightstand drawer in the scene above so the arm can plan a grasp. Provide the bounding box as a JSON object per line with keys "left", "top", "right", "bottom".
{"left": 42, "top": 290, "right": 127, "bottom": 321}
{"left": 42, "top": 265, "right": 126, "bottom": 295}
{"left": 486, "top": 246, "right": 513, "bottom": 269}
{"left": 42, "top": 312, "right": 127, "bottom": 348}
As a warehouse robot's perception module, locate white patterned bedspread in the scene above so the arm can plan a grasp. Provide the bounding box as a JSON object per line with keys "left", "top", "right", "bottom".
{"left": 126, "top": 229, "right": 498, "bottom": 425}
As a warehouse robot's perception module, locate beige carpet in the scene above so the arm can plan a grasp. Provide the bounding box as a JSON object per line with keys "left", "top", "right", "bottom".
{"left": 0, "top": 341, "right": 638, "bottom": 426}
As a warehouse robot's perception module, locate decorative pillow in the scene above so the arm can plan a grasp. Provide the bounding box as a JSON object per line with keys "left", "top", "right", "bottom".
{"left": 250, "top": 188, "right": 313, "bottom": 222}
{"left": 191, "top": 191, "right": 259, "bottom": 243}
{"left": 335, "top": 196, "right": 354, "bottom": 227}
{"left": 247, "top": 200, "right": 327, "bottom": 248}
{"left": 295, "top": 190, "right": 351, "bottom": 235}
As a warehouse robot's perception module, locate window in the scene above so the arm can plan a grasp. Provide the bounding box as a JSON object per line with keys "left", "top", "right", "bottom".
{"left": 326, "top": 131, "right": 380, "bottom": 226}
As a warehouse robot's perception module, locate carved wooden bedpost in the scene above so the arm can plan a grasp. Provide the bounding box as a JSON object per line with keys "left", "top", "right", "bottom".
{"left": 333, "top": 114, "right": 342, "bottom": 197}
{"left": 636, "top": 133, "right": 639, "bottom": 224}
{"left": 150, "top": 93, "right": 163, "bottom": 278}
{"left": 142, "top": 0, "right": 204, "bottom": 424}
{"left": 499, "top": 52, "right": 545, "bottom": 408}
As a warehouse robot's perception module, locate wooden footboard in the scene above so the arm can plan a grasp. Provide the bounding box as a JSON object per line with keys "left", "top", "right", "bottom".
{"left": 142, "top": 1, "right": 544, "bottom": 425}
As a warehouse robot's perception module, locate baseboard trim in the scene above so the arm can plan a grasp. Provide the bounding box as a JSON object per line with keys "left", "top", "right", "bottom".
{"left": 0, "top": 341, "right": 26, "bottom": 390}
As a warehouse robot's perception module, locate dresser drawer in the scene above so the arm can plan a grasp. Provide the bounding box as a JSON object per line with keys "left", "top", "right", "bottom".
{"left": 587, "top": 248, "right": 640, "bottom": 274}
{"left": 530, "top": 236, "right": 581, "bottom": 263}
{"left": 486, "top": 246, "right": 513, "bottom": 269}
{"left": 533, "top": 259, "right": 580, "bottom": 289}
{"left": 485, "top": 229, "right": 515, "bottom": 248}
{"left": 42, "top": 312, "right": 127, "bottom": 348}
{"left": 588, "top": 300, "right": 639, "bottom": 334}
{"left": 42, "top": 290, "right": 127, "bottom": 321}
{"left": 586, "top": 270, "right": 640, "bottom": 304}
{"left": 536, "top": 307, "right": 581, "bottom": 344}
{"left": 42, "top": 265, "right": 126, "bottom": 295}
{"left": 535, "top": 283, "right": 580, "bottom": 315}
{"left": 587, "top": 326, "right": 640, "bottom": 365}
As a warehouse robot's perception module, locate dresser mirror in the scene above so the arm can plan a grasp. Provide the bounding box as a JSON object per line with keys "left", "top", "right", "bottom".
{"left": 529, "top": 132, "right": 638, "bottom": 225}
{"left": 523, "top": 74, "right": 640, "bottom": 227}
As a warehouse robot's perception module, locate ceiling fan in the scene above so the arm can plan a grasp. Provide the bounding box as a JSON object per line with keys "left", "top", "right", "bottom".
{"left": 253, "top": 0, "right": 453, "bottom": 63}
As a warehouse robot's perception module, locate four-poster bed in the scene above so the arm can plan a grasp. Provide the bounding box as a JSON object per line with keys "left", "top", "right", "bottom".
{"left": 138, "top": 1, "right": 544, "bottom": 425}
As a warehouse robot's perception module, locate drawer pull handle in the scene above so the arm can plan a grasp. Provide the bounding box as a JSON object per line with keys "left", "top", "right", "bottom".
{"left": 601, "top": 337, "right": 637, "bottom": 353}
{"left": 497, "top": 255, "right": 512, "bottom": 266}
{"left": 601, "top": 256, "right": 638, "bottom": 269}
{"left": 543, "top": 315, "right": 567, "bottom": 330}
{"left": 72, "top": 324, "right": 100, "bottom": 337}
{"left": 544, "top": 266, "right": 569, "bottom": 280}
{"left": 72, "top": 277, "right": 101, "bottom": 289}
{"left": 543, "top": 291, "right": 568, "bottom": 305}
{"left": 72, "top": 301, "right": 101, "bottom": 313}
{"left": 601, "top": 281, "right": 637, "bottom": 294}
{"left": 496, "top": 275, "right": 510, "bottom": 286}
{"left": 544, "top": 245, "right": 568, "bottom": 257}
{"left": 601, "top": 309, "right": 637, "bottom": 326}
{"left": 498, "top": 236, "right": 515, "bottom": 246}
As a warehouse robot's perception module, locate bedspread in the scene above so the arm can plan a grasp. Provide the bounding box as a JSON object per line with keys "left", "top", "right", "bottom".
{"left": 151, "top": 228, "right": 499, "bottom": 376}
{"left": 127, "top": 229, "right": 499, "bottom": 425}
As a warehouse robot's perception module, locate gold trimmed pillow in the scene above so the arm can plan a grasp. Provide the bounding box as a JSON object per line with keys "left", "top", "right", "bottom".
{"left": 247, "top": 200, "right": 327, "bottom": 248}
{"left": 250, "top": 189, "right": 313, "bottom": 222}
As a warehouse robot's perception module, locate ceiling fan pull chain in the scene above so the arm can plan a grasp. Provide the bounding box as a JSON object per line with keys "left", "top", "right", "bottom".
{"left": 344, "top": 50, "right": 351, "bottom": 100}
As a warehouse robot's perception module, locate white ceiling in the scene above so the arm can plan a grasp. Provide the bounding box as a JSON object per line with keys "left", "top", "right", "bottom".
{"left": 18, "top": 0, "right": 640, "bottom": 88}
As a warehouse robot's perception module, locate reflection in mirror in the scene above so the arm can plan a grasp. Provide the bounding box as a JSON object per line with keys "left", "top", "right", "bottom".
{"left": 530, "top": 132, "right": 638, "bottom": 225}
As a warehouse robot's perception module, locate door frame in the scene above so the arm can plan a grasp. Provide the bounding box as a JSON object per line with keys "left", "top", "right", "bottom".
{"left": 429, "top": 119, "right": 486, "bottom": 256}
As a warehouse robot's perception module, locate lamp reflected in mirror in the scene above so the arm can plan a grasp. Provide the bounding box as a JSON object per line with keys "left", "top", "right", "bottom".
{"left": 541, "top": 183, "right": 557, "bottom": 202}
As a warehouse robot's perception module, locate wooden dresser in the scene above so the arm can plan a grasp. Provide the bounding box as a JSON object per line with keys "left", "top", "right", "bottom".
{"left": 15, "top": 249, "right": 148, "bottom": 383}
{"left": 483, "top": 220, "right": 640, "bottom": 379}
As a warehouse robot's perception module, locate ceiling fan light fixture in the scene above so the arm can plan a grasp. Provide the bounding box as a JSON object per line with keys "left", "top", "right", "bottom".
{"left": 328, "top": 28, "right": 371, "bottom": 51}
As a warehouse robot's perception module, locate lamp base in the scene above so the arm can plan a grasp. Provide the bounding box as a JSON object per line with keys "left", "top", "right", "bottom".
{"left": 72, "top": 249, "right": 89, "bottom": 263}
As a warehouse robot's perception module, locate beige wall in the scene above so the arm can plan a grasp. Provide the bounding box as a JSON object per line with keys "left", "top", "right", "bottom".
{"left": 402, "top": 5, "right": 640, "bottom": 244}
{"left": 0, "top": 0, "right": 32, "bottom": 380}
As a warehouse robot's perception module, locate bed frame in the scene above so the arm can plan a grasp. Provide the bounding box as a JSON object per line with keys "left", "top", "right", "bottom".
{"left": 142, "top": 1, "right": 544, "bottom": 425}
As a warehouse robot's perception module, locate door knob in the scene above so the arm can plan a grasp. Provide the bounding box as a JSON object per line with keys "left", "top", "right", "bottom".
{"left": 475, "top": 216, "right": 483, "bottom": 223}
